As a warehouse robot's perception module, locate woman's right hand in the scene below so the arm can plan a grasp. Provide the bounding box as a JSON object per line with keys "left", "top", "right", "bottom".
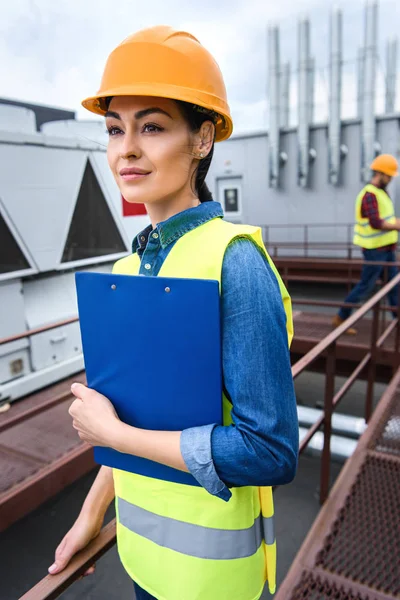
{"left": 48, "top": 513, "right": 103, "bottom": 576}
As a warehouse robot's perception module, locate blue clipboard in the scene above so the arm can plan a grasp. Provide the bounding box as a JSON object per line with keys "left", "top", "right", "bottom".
{"left": 75, "top": 271, "right": 222, "bottom": 486}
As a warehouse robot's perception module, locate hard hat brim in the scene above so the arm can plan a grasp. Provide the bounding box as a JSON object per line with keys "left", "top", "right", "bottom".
{"left": 82, "top": 85, "right": 233, "bottom": 143}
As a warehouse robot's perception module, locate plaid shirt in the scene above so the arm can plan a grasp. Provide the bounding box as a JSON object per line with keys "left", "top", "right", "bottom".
{"left": 361, "top": 191, "right": 397, "bottom": 251}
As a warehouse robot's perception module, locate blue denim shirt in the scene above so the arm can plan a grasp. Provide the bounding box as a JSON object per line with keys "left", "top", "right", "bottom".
{"left": 134, "top": 202, "right": 298, "bottom": 501}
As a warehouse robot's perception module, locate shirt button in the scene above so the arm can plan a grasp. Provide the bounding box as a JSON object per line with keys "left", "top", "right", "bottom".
{"left": 140, "top": 236, "right": 146, "bottom": 242}
{"left": 152, "top": 233, "right": 159, "bottom": 239}
{"left": 144, "top": 263, "right": 151, "bottom": 270}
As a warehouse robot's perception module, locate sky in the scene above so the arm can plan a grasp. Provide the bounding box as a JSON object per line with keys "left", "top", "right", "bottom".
{"left": 1, "top": 0, "right": 399, "bottom": 134}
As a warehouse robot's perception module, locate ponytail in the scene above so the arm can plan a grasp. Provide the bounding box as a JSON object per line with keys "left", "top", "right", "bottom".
{"left": 176, "top": 100, "right": 216, "bottom": 202}
{"left": 196, "top": 144, "right": 214, "bottom": 202}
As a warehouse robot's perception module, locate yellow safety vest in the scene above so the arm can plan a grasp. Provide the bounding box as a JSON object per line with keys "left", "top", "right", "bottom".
{"left": 112, "top": 217, "right": 293, "bottom": 600}
{"left": 353, "top": 184, "right": 398, "bottom": 248}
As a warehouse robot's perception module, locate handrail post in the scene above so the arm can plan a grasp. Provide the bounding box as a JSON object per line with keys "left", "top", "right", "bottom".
{"left": 365, "top": 300, "right": 380, "bottom": 423}
{"left": 304, "top": 225, "right": 309, "bottom": 258}
{"left": 395, "top": 282, "right": 400, "bottom": 372}
{"left": 347, "top": 223, "right": 352, "bottom": 260}
{"left": 320, "top": 343, "right": 336, "bottom": 505}
{"left": 382, "top": 263, "right": 388, "bottom": 331}
{"left": 347, "top": 261, "right": 352, "bottom": 294}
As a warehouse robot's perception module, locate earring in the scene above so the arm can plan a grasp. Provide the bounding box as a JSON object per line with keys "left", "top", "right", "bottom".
{"left": 199, "top": 153, "right": 204, "bottom": 159}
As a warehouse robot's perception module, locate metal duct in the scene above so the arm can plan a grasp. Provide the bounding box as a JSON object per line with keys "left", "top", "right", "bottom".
{"left": 361, "top": 0, "right": 378, "bottom": 182}
{"left": 385, "top": 37, "right": 398, "bottom": 114}
{"left": 357, "top": 47, "right": 365, "bottom": 119}
{"left": 298, "top": 17, "right": 311, "bottom": 188}
{"left": 268, "top": 25, "right": 281, "bottom": 188}
{"left": 297, "top": 406, "right": 366, "bottom": 440}
{"left": 280, "top": 62, "right": 290, "bottom": 129}
{"left": 328, "top": 6, "right": 343, "bottom": 186}
{"left": 308, "top": 57, "right": 315, "bottom": 124}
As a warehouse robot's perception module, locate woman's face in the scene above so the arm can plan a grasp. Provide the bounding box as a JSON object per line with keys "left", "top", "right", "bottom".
{"left": 106, "top": 96, "right": 198, "bottom": 206}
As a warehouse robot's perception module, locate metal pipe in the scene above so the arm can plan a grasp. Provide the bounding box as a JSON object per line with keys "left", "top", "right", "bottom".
{"left": 268, "top": 25, "right": 281, "bottom": 188}
{"left": 299, "top": 427, "right": 358, "bottom": 462}
{"left": 308, "top": 57, "right": 315, "bottom": 124}
{"left": 297, "top": 406, "right": 366, "bottom": 439}
{"left": 361, "top": 0, "right": 378, "bottom": 182}
{"left": 357, "top": 47, "right": 365, "bottom": 119}
{"left": 280, "top": 62, "right": 290, "bottom": 128}
{"left": 328, "top": 6, "right": 343, "bottom": 186}
{"left": 385, "top": 37, "right": 398, "bottom": 114}
{"left": 298, "top": 17, "right": 311, "bottom": 188}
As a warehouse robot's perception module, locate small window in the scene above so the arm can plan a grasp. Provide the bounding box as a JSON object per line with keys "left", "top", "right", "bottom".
{"left": 62, "top": 161, "right": 127, "bottom": 263}
{"left": 224, "top": 188, "right": 239, "bottom": 213}
{"left": 0, "top": 213, "right": 30, "bottom": 274}
{"left": 217, "top": 177, "right": 242, "bottom": 216}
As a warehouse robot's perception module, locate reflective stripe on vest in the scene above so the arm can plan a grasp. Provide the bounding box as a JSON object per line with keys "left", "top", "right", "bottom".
{"left": 118, "top": 497, "right": 276, "bottom": 560}
{"left": 353, "top": 184, "right": 398, "bottom": 248}
{"left": 112, "top": 217, "right": 288, "bottom": 599}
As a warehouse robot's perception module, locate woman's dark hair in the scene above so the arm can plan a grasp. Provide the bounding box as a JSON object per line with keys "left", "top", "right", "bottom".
{"left": 175, "top": 101, "right": 216, "bottom": 203}
{"left": 105, "top": 97, "right": 216, "bottom": 202}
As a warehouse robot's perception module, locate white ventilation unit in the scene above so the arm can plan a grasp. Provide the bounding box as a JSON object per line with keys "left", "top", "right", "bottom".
{"left": 0, "top": 104, "right": 36, "bottom": 134}
{"left": 41, "top": 119, "right": 107, "bottom": 146}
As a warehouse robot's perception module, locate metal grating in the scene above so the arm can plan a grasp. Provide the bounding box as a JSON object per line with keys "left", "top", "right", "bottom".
{"left": 371, "top": 394, "right": 400, "bottom": 457}
{"left": 316, "top": 455, "right": 400, "bottom": 596}
{"left": 0, "top": 401, "right": 79, "bottom": 466}
{"left": 293, "top": 313, "right": 397, "bottom": 352}
{"left": 289, "top": 571, "right": 374, "bottom": 600}
{"left": 0, "top": 447, "right": 42, "bottom": 494}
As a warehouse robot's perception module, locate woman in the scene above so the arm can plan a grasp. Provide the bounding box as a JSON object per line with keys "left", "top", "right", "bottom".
{"left": 49, "top": 26, "right": 298, "bottom": 600}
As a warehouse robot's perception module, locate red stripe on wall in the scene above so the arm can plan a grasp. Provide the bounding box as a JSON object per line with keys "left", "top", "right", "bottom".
{"left": 122, "top": 196, "right": 147, "bottom": 216}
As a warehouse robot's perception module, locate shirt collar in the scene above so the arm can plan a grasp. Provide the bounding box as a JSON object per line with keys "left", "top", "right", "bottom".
{"left": 132, "top": 201, "right": 224, "bottom": 254}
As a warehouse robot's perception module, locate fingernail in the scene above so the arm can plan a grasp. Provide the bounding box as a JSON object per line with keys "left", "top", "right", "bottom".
{"left": 71, "top": 383, "right": 77, "bottom": 391}
{"left": 48, "top": 564, "right": 57, "bottom": 574}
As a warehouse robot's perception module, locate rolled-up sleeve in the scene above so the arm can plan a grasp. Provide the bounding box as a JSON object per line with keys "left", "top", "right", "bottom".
{"left": 361, "top": 192, "right": 383, "bottom": 230}
{"left": 180, "top": 238, "right": 299, "bottom": 500}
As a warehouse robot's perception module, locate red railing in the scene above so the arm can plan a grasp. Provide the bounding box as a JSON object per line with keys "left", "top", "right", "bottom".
{"left": 9, "top": 272, "right": 400, "bottom": 599}
{"left": 262, "top": 222, "right": 400, "bottom": 259}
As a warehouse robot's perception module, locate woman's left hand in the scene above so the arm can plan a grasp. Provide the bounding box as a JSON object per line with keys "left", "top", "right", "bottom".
{"left": 69, "top": 383, "right": 121, "bottom": 448}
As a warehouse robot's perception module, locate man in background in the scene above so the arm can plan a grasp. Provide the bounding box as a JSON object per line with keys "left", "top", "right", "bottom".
{"left": 333, "top": 154, "right": 400, "bottom": 334}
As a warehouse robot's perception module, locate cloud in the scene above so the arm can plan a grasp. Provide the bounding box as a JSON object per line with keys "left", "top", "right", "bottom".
{"left": 0, "top": 0, "right": 399, "bottom": 134}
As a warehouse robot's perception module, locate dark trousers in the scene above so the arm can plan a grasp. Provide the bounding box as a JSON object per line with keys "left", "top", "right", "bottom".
{"left": 338, "top": 248, "right": 399, "bottom": 320}
{"left": 134, "top": 582, "right": 157, "bottom": 600}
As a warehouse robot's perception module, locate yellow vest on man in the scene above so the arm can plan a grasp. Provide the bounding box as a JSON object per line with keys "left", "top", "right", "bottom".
{"left": 112, "top": 217, "right": 293, "bottom": 600}
{"left": 353, "top": 184, "right": 398, "bottom": 248}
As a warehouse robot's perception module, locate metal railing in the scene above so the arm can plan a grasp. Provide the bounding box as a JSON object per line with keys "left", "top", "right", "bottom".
{"left": 13, "top": 272, "right": 400, "bottom": 599}
{"left": 292, "top": 272, "right": 400, "bottom": 503}
{"left": 278, "top": 257, "right": 400, "bottom": 295}
{"left": 261, "top": 222, "right": 400, "bottom": 259}
{"left": 275, "top": 365, "right": 400, "bottom": 600}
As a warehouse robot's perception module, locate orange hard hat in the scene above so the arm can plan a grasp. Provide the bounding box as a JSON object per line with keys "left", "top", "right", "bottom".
{"left": 82, "top": 26, "right": 233, "bottom": 142}
{"left": 370, "top": 154, "right": 399, "bottom": 177}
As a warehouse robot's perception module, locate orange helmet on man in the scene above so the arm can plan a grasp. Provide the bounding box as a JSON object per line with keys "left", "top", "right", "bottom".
{"left": 370, "top": 154, "right": 399, "bottom": 177}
